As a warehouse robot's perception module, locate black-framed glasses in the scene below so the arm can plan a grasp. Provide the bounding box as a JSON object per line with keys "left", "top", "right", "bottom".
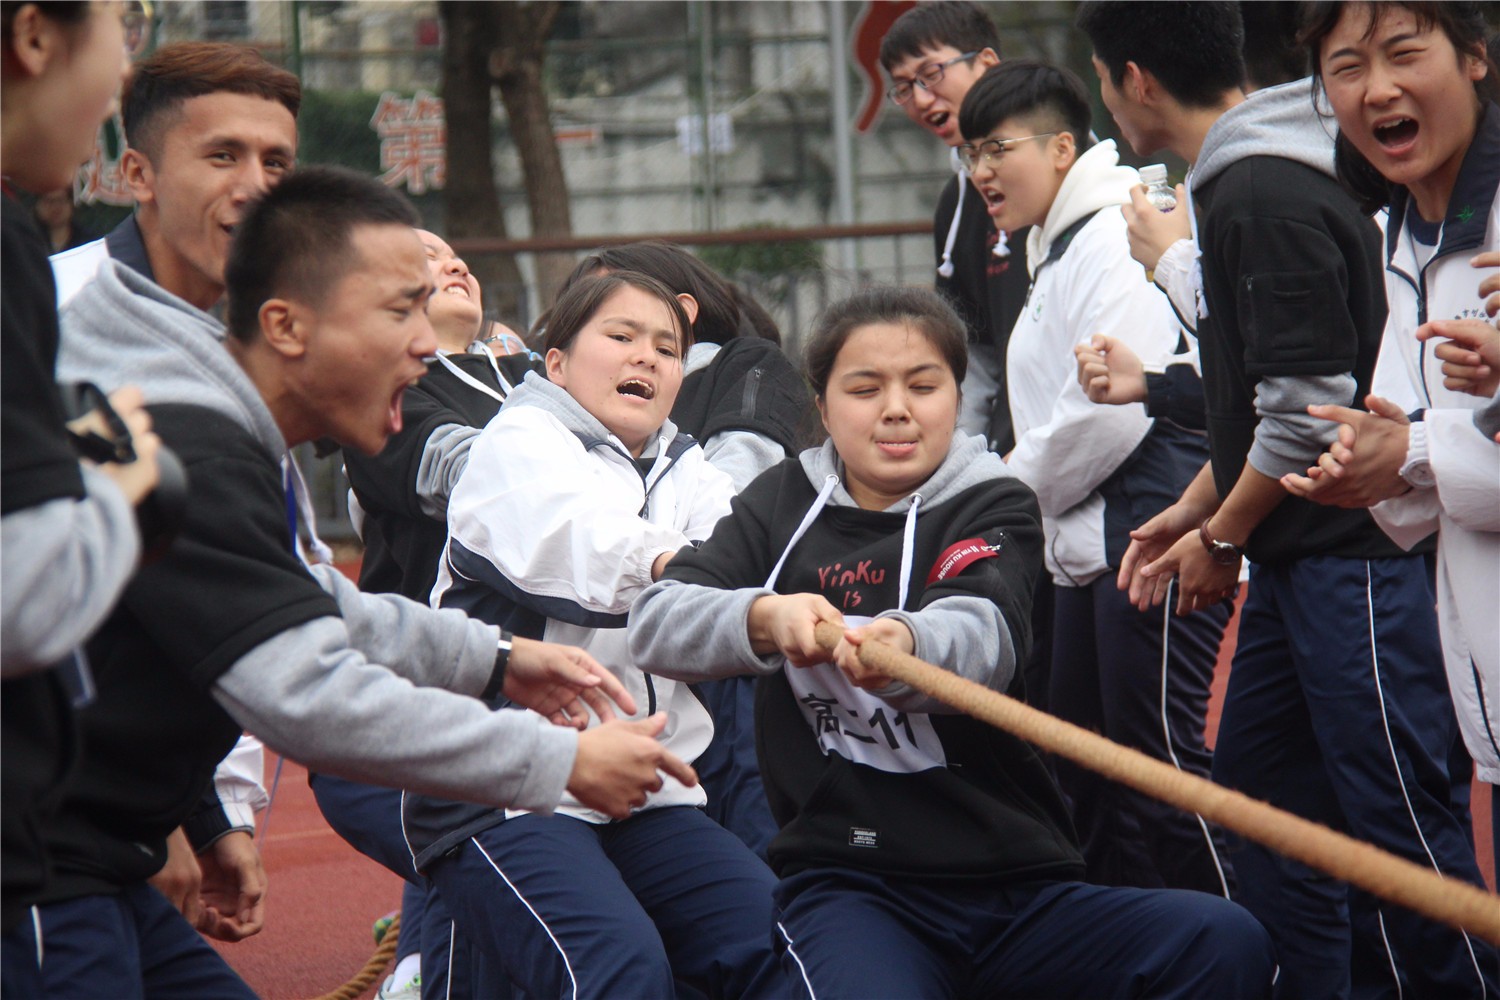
{"left": 956, "top": 132, "right": 1057, "bottom": 172}
{"left": 886, "top": 51, "right": 979, "bottom": 105}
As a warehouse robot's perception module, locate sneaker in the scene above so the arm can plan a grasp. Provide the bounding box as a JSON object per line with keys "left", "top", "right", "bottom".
{"left": 376, "top": 970, "right": 421, "bottom": 1000}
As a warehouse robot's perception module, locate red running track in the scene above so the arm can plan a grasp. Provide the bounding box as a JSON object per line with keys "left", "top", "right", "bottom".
{"left": 213, "top": 588, "right": 1494, "bottom": 999}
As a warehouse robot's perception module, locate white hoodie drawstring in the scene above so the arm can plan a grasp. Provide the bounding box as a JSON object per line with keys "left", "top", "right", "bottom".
{"left": 939, "top": 148, "right": 1011, "bottom": 281}
{"left": 896, "top": 494, "right": 922, "bottom": 612}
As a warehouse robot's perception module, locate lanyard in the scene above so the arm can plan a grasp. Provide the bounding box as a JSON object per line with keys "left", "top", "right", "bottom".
{"left": 433, "top": 348, "right": 511, "bottom": 404}
{"left": 283, "top": 464, "right": 298, "bottom": 556}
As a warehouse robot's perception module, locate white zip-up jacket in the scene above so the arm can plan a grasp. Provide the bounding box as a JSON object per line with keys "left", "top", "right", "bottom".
{"left": 1368, "top": 102, "right": 1500, "bottom": 783}
{"left": 1006, "top": 140, "right": 1181, "bottom": 586}
{"left": 433, "top": 371, "right": 737, "bottom": 821}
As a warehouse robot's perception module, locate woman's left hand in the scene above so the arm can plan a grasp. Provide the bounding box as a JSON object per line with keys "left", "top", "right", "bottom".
{"left": 831, "top": 618, "right": 913, "bottom": 691}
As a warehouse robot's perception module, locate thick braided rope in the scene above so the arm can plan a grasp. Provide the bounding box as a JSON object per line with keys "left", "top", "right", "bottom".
{"left": 812, "top": 621, "right": 1500, "bottom": 945}
{"left": 311, "top": 911, "right": 400, "bottom": 1000}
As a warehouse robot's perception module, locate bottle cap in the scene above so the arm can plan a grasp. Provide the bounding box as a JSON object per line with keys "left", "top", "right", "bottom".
{"left": 1140, "top": 163, "right": 1169, "bottom": 186}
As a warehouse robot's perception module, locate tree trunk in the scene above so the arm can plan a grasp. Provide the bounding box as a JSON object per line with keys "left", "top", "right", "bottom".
{"left": 439, "top": 0, "right": 524, "bottom": 321}
{"left": 490, "top": 1, "right": 575, "bottom": 311}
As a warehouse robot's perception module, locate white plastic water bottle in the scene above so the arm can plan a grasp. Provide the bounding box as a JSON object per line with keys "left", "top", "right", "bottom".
{"left": 1140, "top": 164, "right": 1176, "bottom": 212}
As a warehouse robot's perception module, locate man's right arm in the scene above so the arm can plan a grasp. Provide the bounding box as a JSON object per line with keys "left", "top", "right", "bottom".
{"left": 210, "top": 619, "right": 578, "bottom": 813}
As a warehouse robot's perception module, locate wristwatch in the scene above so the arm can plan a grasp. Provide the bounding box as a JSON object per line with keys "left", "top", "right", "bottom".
{"left": 1198, "top": 518, "right": 1244, "bottom": 566}
{"left": 1397, "top": 418, "right": 1434, "bottom": 489}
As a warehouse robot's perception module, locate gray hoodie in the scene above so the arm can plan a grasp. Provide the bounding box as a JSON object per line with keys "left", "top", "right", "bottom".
{"left": 631, "top": 431, "right": 1026, "bottom": 715}
{"left": 1191, "top": 77, "right": 1358, "bottom": 480}
{"left": 55, "top": 260, "right": 576, "bottom": 813}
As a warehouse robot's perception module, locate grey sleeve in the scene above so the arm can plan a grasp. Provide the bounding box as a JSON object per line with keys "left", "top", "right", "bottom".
{"left": 1475, "top": 394, "right": 1500, "bottom": 440}
{"left": 1, "top": 465, "right": 140, "bottom": 676}
{"left": 211, "top": 617, "right": 575, "bottom": 813}
{"left": 1248, "top": 373, "right": 1356, "bottom": 479}
{"left": 628, "top": 578, "right": 783, "bottom": 680}
{"left": 870, "top": 595, "right": 1014, "bottom": 714}
{"left": 305, "top": 563, "right": 500, "bottom": 688}
{"left": 415, "top": 423, "right": 481, "bottom": 519}
{"left": 701, "top": 430, "right": 787, "bottom": 493}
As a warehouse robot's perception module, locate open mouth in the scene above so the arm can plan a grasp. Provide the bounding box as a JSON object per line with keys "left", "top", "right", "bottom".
{"left": 388, "top": 384, "right": 408, "bottom": 434}
{"left": 1374, "top": 117, "right": 1418, "bottom": 149}
{"left": 925, "top": 111, "right": 949, "bottom": 129}
{"left": 617, "top": 378, "right": 655, "bottom": 400}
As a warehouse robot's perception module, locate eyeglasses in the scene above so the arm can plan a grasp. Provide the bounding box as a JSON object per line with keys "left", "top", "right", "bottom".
{"left": 956, "top": 132, "right": 1057, "bottom": 172}
{"left": 122, "top": 1, "right": 153, "bottom": 58}
{"left": 886, "top": 51, "right": 979, "bottom": 105}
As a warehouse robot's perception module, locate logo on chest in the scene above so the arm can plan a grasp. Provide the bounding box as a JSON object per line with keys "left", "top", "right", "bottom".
{"left": 816, "top": 559, "right": 888, "bottom": 611}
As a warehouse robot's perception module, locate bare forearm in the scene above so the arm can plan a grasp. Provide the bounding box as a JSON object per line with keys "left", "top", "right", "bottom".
{"left": 1204, "top": 461, "right": 1289, "bottom": 546}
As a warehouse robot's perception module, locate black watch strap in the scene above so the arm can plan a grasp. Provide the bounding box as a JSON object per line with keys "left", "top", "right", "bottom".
{"left": 480, "top": 633, "right": 511, "bottom": 703}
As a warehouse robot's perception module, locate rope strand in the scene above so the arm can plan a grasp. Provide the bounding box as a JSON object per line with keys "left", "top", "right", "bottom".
{"left": 812, "top": 620, "right": 1500, "bottom": 945}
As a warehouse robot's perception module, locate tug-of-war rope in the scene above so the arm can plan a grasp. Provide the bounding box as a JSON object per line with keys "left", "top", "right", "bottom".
{"left": 313, "top": 911, "right": 400, "bottom": 1000}
{"left": 313, "top": 624, "right": 1500, "bottom": 997}
{"left": 809, "top": 620, "right": 1500, "bottom": 946}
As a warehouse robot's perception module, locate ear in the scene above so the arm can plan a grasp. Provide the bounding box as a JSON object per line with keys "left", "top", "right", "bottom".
{"left": 1464, "top": 43, "right": 1488, "bottom": 83}
{"left": 675, "top": 292, "right": 700, "bottom": 325}
{"left": 258, "top": 299, "right": 308, "bottom": 359}
{"left": 4, "top": 4, "right": 59, "bottom": 80}
{"left": 544, "top": 346, "right": 567, "bottom": 386}
{"left": 1052, "top": 131, "right": 1078, "bottom": 171}
{"left": 815, "top": 394, "right": 830, "bottom": 436}
{"left": 120, "top": 148, "right": 157, "bottom": 206}
{"left": 975, "top": 47, "right": 1001, "bottom": 71}
{"left": 1124, "top": 60, "right": 1151, "bottom": 104}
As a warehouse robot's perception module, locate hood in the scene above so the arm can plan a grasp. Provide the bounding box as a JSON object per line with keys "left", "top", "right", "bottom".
{"left": 1027, "top": 139, "right": 1138, "bottom": 273}
{"left": 1193, "top": 77, "right": 1336, "bottom": 189}
{"left": 797, "top": 430, "right": 1017, "bottom": 513}
{"left": 504, "top": 369, "right": 689, "bottom": 459}
{"left": 56, "top": 258, "right": 287, "bottom": 460}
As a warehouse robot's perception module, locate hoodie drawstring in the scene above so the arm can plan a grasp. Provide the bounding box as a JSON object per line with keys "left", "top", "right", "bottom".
{"left": 764, "top": 474, "right": 840, "bottom": 591}
{"left": 763, "top": 475, "right": 920, "bottom": 612}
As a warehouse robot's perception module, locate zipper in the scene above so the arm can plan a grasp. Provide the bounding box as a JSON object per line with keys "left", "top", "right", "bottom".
{"left": 741, "top": 366, "right": 762, "bottom": 415}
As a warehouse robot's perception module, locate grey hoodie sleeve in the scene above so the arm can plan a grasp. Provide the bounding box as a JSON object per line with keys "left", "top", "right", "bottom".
{"left": 1475, "top": 394, "right": 1500, "bottom": 441}
{"left": 211, "top": 617, "right": 575, "bottom": 813}
{"left": 629, "top": 578, "right": 784, "bottom": 680}
{"left": 305, "top": 563, "right": 501, "bottom": 686}
{"left": 701, "top": 430, "right": 787, "bottom": 493}
{"left": 871, "top": 595, "right": 1014, "bottom": 714}
{"left": 1, "top": 465, "right": 140, "bottom": 676}
{"left": 415, "top": 423, "right": 481, "bottom": 519}
{"left": 1248, "top": 373, "right": 1356, "bottom": 479}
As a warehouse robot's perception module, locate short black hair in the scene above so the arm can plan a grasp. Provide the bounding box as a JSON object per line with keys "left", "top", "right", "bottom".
{"left": 879, "top": 1, "right": 1000, "bottom": 72}
{"left": 959, "top": 60, "right": 1094, "bottom": 153}
{"left": 804, "top": 286, "right": 967, "bottom": 399}
{"left": 225, "top": 166, "right": 420, "bottom": 342}
{"left": 1241, "top": 1, "right": 1308, "bottom": 90}
{"left": 1076, "top": 2, "right": 1246, "bottom": 108}
{"left": 543, "top": 271, "right": 694, "bottom": 359}
{"left": 563, "top": 241, "right": 742, "bottom": 346}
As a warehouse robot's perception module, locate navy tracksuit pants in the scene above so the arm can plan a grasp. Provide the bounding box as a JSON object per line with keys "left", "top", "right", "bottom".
{"left": 1213, "top": 555, "right": 1498, "bottom": 999}
{"left": 424, "top": 806, "right": 780, "bottom": 999}
{"left": 7, "top": 883, "right": 255, "bottom": 1000}
{"left": 772, "top": 866, "right": 1275, "bottom": 998}
{"left": 1049, "top": 573, "right": 1234, "bottom": 895}
{"left": 309, "top": 772, "right": 475, "bottom": 1000}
